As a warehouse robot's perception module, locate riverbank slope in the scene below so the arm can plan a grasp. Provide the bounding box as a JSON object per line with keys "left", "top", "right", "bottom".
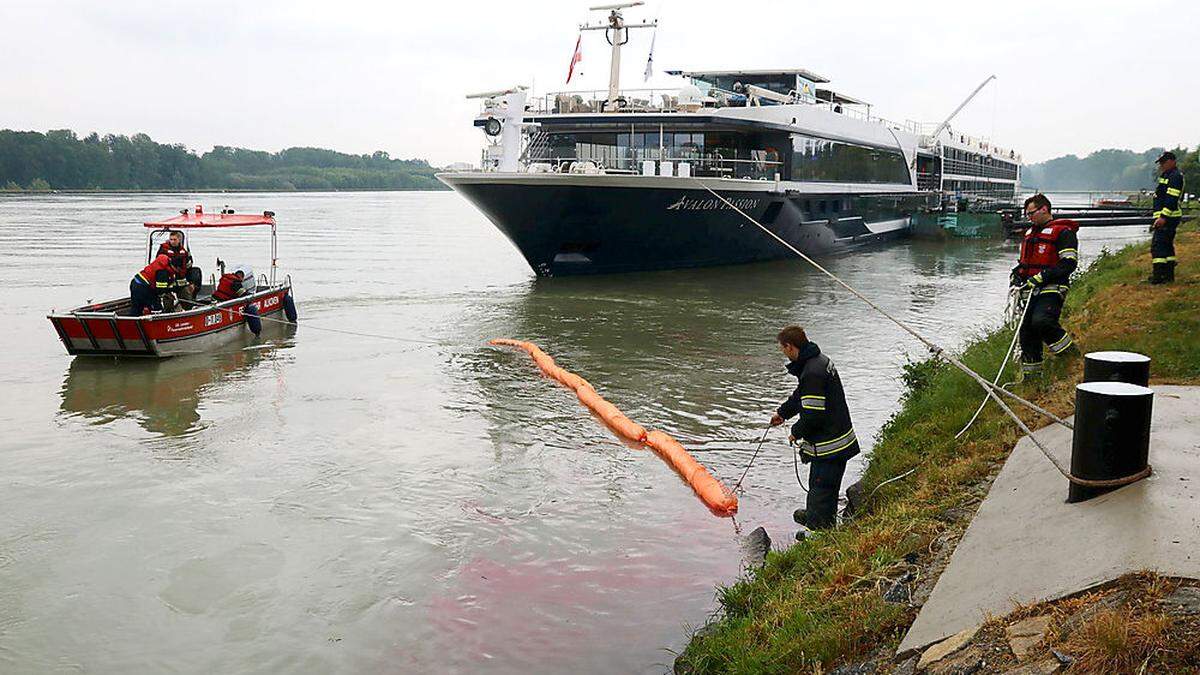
{"left": 678, "top": 226, "right": 1200, "bottom": 673}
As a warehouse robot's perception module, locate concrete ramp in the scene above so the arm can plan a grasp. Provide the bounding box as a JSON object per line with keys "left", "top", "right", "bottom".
{"left": 899, "top": 385, "right": 1200, "bottom": 653}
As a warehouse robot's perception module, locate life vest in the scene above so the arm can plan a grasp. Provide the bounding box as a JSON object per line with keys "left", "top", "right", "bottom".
{"left": 1016, "top": 219, "right": 1078, "bottom": 279}
{"left": 156, "top": 242, "right": 190, "bottom": 266}
{"left": 156, "top": 243, "right": 192, "bottom": 286}
{"left": 212, "top": 273, "right": 243, "bottom": 301}
{"left": 136, "top": 254, "right": 176, "bottom": 290}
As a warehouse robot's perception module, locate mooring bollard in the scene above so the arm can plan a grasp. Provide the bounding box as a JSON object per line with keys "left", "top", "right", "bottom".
{"left": 1083, "top": 351, "right": 1150, "bottom": 387}
{"left": 1068, "top": 381, "right": 1154, "bottom": 503}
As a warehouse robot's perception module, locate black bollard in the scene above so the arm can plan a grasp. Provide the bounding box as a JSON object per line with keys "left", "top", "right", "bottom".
{"left": 1083, "top": 351, "right": 1150, "bottom": 387}
{"left": 1067, "top": 381, "right": 1153, "bottom": 503}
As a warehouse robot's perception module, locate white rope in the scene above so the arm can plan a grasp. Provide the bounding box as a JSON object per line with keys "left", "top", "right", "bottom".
{"left": 687, "top": 181, "right": 1157, "bottom": 488}
{"left": 177, "top": 297, "right": 440, "bottom": 348}
{"left": 955, "top": 289, "right": 1030, "bottom": 439}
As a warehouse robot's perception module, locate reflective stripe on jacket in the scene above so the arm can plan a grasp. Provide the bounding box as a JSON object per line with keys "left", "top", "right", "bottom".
{"left": 777, "top": 341, "right": 860, "bottom": 462}
{"left": 1154, "top": 167, "right": 1185, "bottom": 219}
{"left": 137, "top": 254, "right": 175, "bottom": 290}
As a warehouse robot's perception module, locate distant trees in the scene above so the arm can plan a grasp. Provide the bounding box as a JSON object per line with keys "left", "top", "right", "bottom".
{"left": 1022, "top": 147, "right": 1198, "bottom": 192}
{"left": 0, "top": 129, "right": 446, "bottom": 191}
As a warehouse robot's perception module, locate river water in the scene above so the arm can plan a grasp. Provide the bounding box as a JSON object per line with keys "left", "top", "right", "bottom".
{"left": 0, "top": 192, "right": 1148, "bottom": 673}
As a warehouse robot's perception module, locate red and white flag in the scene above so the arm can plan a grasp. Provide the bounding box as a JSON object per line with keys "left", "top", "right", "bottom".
{"left": 566, "top": 34, "right": 583, "bottom": 84}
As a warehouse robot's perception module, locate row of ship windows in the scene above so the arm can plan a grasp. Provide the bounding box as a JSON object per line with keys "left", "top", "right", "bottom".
{"left": 543, "top": 131, "right": 911, "bottom": 184}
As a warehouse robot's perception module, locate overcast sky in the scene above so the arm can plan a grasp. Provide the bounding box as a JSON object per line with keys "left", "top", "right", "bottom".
{"left": 2, "top": 0, "right": 1195, "bottom": 165}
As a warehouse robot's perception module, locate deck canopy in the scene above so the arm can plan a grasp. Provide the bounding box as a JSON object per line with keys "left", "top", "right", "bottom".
{"left": 665, "top": 68, "right": 830, "bottom": 84}
{"left": 816, "top": 88, "right": 868, "bottom": 106}
{"left": 144, "top": 208, "right": 275, "bottom": 229}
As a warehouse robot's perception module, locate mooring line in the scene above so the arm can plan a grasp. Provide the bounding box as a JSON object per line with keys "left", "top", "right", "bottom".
{"left": 177, "top": 297, "right": 440, "bottom": 348}
{"left": 693, "top": 180, "right": 1145, "bottom": 489}
{"left": 955, "top": 289, "right": 1031, "bottom": 439}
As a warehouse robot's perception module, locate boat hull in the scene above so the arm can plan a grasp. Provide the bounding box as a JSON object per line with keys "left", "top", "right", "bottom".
{"left": 48, "top": 284, "right": 293, "bottom": 358}
{"left": 440, "top": 173, "right": 930, "bottom": 276}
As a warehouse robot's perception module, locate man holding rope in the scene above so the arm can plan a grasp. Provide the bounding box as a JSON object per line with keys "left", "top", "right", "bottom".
{"left": 770, "top": 326, "right": 860, "bottom": 536}
{"left": 1011, "top": 194, "right": 1079, "bottom": 377}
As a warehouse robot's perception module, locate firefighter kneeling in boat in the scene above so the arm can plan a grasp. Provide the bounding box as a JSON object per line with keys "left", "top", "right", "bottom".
{"left": 129, "top": 253, "right": 179, "bottom": 316}
{"left": 770, "top": 326, "right": 860, "bottom": 537}
{"left": 1011, "top": 194, "right": 1079, "bottom": 376}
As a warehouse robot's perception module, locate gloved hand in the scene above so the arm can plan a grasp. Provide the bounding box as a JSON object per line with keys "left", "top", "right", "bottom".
{"left": 1024, "top": 273, "right": 1043, "bottom": 291}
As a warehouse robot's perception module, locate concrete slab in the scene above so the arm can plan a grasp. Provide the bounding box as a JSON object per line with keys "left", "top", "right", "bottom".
{"left": 899, "top": 385, "right": 1200, "bottom": 653}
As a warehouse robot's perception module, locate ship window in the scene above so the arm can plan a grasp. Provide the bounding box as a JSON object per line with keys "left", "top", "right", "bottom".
{"left": 832, "top": 199, "right": 840, "bottom": 213}
{"left": 790, "top": 134, "right": 910, "bottom": 184}
{"left": 819, "top": 200, "right": 827, "bottom": 213}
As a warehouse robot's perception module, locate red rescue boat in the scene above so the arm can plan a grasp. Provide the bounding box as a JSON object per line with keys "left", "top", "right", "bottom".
{"left": 47, "top": 205, "right": 298, "bottom": 358}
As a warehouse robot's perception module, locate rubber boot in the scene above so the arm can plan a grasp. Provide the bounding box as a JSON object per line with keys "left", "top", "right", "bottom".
{"left": 793, "top": 508, "right": 808, "bottom": 526}
{"left": 1148, "top": 262, "right": 1167, "bottom": 285}
{"left": 1166, "top": 261, "right": 1176, "bottom": 283}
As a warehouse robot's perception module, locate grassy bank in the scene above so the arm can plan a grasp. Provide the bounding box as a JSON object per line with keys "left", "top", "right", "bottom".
{"left": 678, "top": 227, "right": 1200, "bottom": 673}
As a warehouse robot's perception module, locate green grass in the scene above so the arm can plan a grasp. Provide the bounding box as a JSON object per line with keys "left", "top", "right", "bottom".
{"left": 677, "top": 227, "right": 1200, "bottom": 674}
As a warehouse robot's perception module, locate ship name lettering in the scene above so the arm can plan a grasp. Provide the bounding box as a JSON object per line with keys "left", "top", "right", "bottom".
{"left": 666, "top": 195, "right": 762, "bottom": 212}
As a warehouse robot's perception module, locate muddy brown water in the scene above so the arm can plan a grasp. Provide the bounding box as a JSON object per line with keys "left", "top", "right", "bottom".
{"left": 0, "top": 192, "right": 1147, "bottom": 673}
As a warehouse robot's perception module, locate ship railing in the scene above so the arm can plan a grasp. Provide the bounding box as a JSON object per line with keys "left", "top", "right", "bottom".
{"left": 521, "top": 154, "right": 784, "bottom": 180}
{"left": 942, "top": 157, "right": 1019, "bottom": 181}
{"left": 533, "top": 88, "right": 688, "bottom": 114}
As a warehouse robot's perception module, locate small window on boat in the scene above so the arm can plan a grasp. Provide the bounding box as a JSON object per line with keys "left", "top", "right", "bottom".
{"left": 832, "top": 200, "right": 840, "bottom": 213}
{"left": 819, "top": 200, "right": 827, "bottom": 213}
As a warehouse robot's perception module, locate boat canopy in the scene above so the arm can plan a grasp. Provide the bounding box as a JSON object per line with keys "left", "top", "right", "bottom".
{"left": 144, "top": 207, "right": 276, "bottom": 229}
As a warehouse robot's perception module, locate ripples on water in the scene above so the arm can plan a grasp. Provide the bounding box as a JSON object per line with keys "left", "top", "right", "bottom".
{"left": 0, "top": 192, "right": 1148, "bottom": 672}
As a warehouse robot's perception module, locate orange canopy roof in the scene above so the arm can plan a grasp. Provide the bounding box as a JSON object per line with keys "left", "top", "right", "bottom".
{"left": 145, "top": 208, "right": 275, "bottom": 229}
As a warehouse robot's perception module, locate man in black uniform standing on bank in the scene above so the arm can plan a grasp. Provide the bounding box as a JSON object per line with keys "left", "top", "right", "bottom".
{"left": 1150, "top": 151, "right": 1186, "bottom": 284}
{"left": 770, "top": 326, "right": 860, "bottom": 537}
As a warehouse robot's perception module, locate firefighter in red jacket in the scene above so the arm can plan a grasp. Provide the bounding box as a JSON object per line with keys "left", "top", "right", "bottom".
{"left": 129, "top": 254, "right": 176, "bottom": 316}
{"left": 156, "top": 231, "right": 201, "bottom": 299}
{"left": 1011, "top": 194, "right": 1079, "bottom": 376}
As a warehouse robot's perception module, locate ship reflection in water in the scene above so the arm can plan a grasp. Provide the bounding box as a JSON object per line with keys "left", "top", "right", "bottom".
{"left": 58, "top": 326, "right": 296, "bottom": 437}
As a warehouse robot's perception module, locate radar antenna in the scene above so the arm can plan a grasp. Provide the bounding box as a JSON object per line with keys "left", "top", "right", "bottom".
{"left": 579, "top": 2, "right": 657, "bottom": 111}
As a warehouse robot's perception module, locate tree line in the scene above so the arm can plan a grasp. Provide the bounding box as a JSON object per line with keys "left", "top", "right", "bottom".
{"left": 1022, "top": 146, "right": 1198, "bottom": 192}
{"left": 0, "top": 129, "right": 447, "bottom": 191}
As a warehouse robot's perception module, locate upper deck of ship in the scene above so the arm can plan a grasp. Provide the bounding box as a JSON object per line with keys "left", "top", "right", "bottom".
{"left": 472, "top": 68, "right": 1021, "bottom": 168}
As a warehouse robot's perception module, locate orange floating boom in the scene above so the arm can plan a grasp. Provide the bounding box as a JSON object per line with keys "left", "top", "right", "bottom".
{"left": 489, "top": 338, "right": 739, "bottom": 516}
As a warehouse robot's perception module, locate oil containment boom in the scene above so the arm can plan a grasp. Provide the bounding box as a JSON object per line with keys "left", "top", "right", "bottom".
{"left": 489, "top": 339, "right": 739, "bottom": 516}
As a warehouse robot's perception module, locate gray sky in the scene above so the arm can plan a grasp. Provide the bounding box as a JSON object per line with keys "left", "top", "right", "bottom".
{"left": 2, "top": 0, "right": 1195, "bottom": 166}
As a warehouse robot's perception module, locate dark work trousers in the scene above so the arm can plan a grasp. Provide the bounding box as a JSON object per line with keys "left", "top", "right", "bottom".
{"left": 1019, "top": 292, "right": 1068, "bottom": 365}
{"left": 806, "top": 457, "right": 849, "bottom": 529}
{"left": 129, "top": 277, "right": 161, "bottom": 316}
{"left": 1151, "top": 218, "right": 1180, "bottom": 268}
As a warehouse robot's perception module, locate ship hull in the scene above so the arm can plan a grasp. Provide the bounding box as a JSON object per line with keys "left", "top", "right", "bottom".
{"left": 440, "top": 173, "right": 930, "bottom": 276}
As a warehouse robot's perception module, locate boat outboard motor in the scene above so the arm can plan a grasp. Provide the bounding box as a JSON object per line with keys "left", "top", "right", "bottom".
{"left": 232, "top": 265, "right": 256, "bottom": 295}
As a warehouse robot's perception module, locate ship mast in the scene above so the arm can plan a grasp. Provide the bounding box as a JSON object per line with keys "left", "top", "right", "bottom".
{"left": 580, "top": 2, "right": 657, "bottom": 111}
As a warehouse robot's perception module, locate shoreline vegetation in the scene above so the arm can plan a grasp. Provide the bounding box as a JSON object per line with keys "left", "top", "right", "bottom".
{"left": 1021, "top": 146, "right": 1198, "bottom": 193}
{"left": 678, "top": 226, "right": 1200, "bottom": 673}
{"left": 0, "top": 129, "right": 448, "bottom": 192}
